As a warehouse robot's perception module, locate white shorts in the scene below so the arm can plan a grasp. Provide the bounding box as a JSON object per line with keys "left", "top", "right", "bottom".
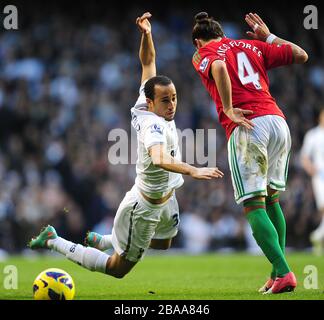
{"left": 228, "top": 115, "right": 291, "bottom": 204}
{"left": 312, "top": 175, "right": 324, "bottom": 210}
{"left": 111, "top": 185, "right": 180, "bottom": 262}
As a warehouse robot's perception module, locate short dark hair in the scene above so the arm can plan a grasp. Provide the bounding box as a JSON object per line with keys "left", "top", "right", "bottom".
{"left": 192, "top": 12, "right": 224, "bottom": 46}
{"left": 144, "top": 75, "right": 173, "bottom": 100}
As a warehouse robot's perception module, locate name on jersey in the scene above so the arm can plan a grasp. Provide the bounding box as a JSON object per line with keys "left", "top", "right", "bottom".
{"left": 217, "top": 40, "right": 263, "bottom": 59}
{"left": 131, "top": 113, "right": 140, "bottom": 131}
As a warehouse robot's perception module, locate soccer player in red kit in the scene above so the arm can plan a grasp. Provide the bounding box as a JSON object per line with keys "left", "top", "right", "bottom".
{"left": 192, "top": 12, "right": 308, "bottom": 294}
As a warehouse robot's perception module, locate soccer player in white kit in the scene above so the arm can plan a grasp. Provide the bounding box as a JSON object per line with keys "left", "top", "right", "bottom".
{"left": 28, "top": 12, "right": 223, "bottom": 279}
{"left": 301, "top": 109, "right": 324, "bottom": 255}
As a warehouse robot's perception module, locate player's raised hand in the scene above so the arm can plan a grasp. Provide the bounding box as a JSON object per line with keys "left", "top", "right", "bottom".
{"left": 226, "top": 108, "right": 255, "bottom": 130}
{"left": 136, "top": 12, "right": 152, "bottom": 34}
{"left": 190, "top": 167, "right": 224, "bottom": 180}
{"left": 245, "top": 13, "right": 270, "bottom": 42}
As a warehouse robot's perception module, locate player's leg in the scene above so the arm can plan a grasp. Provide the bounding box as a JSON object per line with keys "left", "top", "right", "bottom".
{"left": 84, "top": 189, "right": 141, "bottom": 252}
{"left": 265, "top": 188, "right": 286, "bottom": 280}
{"left": 244, "top": 196, "right": 290, "bottom": 278}
{"left": 86, "top": 191, "right": 176, "bottom": 253}
{"left": 244, "top": 197, "right": 296, "bottom": 294}
{"left": 29, "top": 186, "right": 159, "bottom": 279}
{"left": 150, "top": 238, "right": 172, "bottom": 250}
{"left": 84, "top": 187, "right": 159, "bottom": 252}
{"left": 228, "top": 118, "right": 295, "bottom": 293}
{"left": 150, "top": 193, "right": 179, "bottom": 250}
{"left": 80, "top": 187, "right": 154, "bottom": 278}
{"left": 109, "top": 186, "right": 164, "bottom": 271}
{"left": 85, "top": 232, "right": 113, "bottom": 251}
{"left": 106, "top": 239, "right": 173, "bottom": 278}
{"left": 105, "top": 252, "right": 137, "bottom": 278}
{"left": 266, "top": 116, "right": 291, "bottom": 269}
{"left": 259, "top": 188, "right": 286, "bottom": 292}
{"left": 85, "top": 229, "right": 173, "bottom": 252}
{"left": 28, "top": 225, "right": 136, "bottom": 278}
{"left": 266, "top": 115, "right": 291, "bottom": 261}
{"left": 310, "top": 176, "right": 324, "bottom": 255}
{"left": 28, "top": 225, "right": 111, "bottom": 275}
{"left": 262, "top": 115, "right": 296, "bottom": 293}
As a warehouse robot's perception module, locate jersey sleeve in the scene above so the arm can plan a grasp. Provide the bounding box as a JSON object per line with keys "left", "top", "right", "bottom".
{"left": 300, "top": 130, "right": 315, "bottom": 159}
{"left": 133, "top": 81, "right": 147, "bottom": 108}
{"left": 257, "top": 40, "right": 293, "bottom": 70}
{"left": 192, "top": 48, "right": 225, "bottom": 80}
{"left": 142, "top": 120, "right": 167, "bottom": 150}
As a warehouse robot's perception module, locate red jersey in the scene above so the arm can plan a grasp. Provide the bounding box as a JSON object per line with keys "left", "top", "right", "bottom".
{"left": 192, "top": 38, "right": 293, "bottom": 139}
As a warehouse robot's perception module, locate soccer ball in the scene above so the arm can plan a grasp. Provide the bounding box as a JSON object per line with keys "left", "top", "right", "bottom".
{"left": 33, "top": 268, "right": 75, "bottom": 300}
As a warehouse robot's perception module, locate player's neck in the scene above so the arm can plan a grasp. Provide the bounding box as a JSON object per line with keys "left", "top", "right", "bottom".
{"left": 201, "top": 37, "right": 223, "bottom": 47}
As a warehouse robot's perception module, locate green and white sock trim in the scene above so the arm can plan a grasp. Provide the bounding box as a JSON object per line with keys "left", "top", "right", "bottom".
{"left": 235, "top": 190, "right": 267, "bottom": 204}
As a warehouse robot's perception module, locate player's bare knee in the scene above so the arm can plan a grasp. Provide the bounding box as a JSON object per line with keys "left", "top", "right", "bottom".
{"left": 153, "top": 243, "right": 171, "bottom": 250}
{"left": 112, "top": 271, "right": 127, "bottom": 279}
{"left": 150, "top": 239, "right": 171, "bottom": 250}
{"left": 154, "top": 244, "right": 170, "bottom": 250}
{"left": 267, "top": 187, "right": 279, "bottom": 197}
{"left": 106, "top": 268, "right": 128, "bottom": 279}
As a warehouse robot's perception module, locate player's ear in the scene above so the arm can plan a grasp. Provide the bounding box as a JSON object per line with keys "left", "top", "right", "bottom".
{"left": 195, "top": 39, "right": 202, "bottom": 49}
{"left": 146, "top": 97, "right": 154, "bottom": 110}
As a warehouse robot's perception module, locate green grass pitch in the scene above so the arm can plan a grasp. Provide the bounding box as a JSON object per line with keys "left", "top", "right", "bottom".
{"left": 0, "top": 252, "right": 323, "bottom": 300}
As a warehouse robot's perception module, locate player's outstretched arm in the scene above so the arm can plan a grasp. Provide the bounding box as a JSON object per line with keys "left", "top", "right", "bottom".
{"left": 245, "top": 13, "right": 308, "bottom": 64}
{"left": 149, "top": 144, "right": 224, "bottom": 180}
{"left": 136, "top": 12, "right": 156, "bottom": 83}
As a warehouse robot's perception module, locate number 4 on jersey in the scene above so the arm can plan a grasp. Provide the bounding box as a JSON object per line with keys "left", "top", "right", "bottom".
{"left": 237, "top": 52, "right": 262, "bottom": 90}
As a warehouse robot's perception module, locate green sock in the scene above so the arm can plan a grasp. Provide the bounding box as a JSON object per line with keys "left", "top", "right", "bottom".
{"left": 246, "top": 207, "right": 290, "bottom": 277}
{"left": 266, "top": 194, "right": 286, "bottom": 279}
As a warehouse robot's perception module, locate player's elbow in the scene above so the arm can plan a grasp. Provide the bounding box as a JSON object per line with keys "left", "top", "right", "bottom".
{"left": 151, "top": 153, "right": 163, "bottom": 167}
{"left": 140, "top": 55, "right": 156, "bottom": 67}
{"left": 299, "top": 50, "right": 308, "bottom": 64}
{"left": 149, "top": 145, "right": 167, "bottom": 167}
{"left": 294, "top": 49, "right": 308, "bottom": 64}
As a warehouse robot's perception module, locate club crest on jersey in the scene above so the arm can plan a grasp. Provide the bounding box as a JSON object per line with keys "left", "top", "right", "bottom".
{"left": 199, "top": 57, "right": 209, "bottom": 73}
{"left": 150, "top": 123, "right": 164, "bottom": 135}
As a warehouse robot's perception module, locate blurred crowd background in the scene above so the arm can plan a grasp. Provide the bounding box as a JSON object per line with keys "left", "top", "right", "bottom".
{"left": 0, "top": 0, "right": 323, "bottom": 257}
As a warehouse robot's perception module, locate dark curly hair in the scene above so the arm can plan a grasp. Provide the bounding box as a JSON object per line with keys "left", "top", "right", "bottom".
{"left": 192, "top": 12, "right": 224, "bottom": 46}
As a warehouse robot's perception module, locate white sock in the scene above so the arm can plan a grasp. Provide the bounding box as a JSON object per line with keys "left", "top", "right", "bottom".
{"left": 98, "top": 235, "right": 113, "bottom": 251}
{"left": 318, "top": 217, "right": 324, "bottom": 230}
{"left": 48, "top": 237, "right": 109, "bottom": 274}
{"left": 313, "top": 217, "right": 324, "bottom": 236}
{"left": 48, "top": 237, "right": 74, "bottom": 255}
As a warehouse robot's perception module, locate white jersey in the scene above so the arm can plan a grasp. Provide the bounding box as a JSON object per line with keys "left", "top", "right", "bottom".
{"left": 301, "top": 126, "right": 324, "bottom": 173}
{"left": 301, "top": 126, "right": 324, "bottom": 209}
{"left": 130, "top": 82, "right": 184, "bottom": 199}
